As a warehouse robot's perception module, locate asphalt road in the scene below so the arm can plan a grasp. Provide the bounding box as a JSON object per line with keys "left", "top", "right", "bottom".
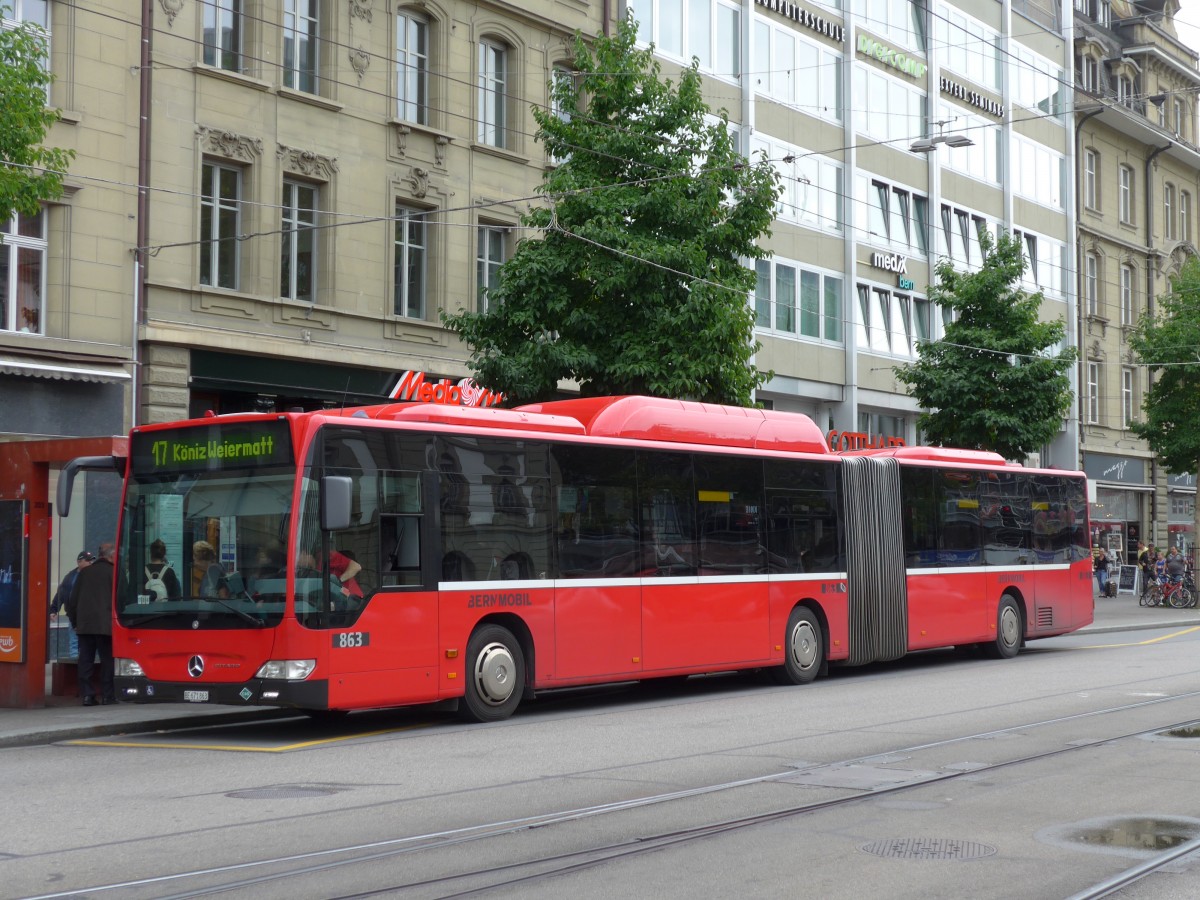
{"left": 6, "top": 623, "right": 1200, "bottom": 900}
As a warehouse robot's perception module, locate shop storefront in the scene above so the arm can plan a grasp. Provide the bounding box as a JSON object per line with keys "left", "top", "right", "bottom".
{"left": 188, "top": 351, "right": 502, "bottom": 416}
{"left": 1167, "top": 472, "right": 1196, "bottom": 562}
{"left": 1083, "top": 452, "right": 1149, "bottom": 565}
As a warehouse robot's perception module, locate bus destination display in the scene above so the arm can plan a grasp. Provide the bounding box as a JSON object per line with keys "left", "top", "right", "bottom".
{"left": 132, "top": 421, "right": 293, "bottom": 472}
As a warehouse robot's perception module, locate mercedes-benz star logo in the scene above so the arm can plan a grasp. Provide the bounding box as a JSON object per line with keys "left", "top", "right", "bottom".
{"left": 188, "top": 655, "right": 205, "bottom": 678}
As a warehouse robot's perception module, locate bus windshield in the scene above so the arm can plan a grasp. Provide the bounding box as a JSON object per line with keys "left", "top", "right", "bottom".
{"left": 117, "top": 421, "right": 294, "bottom": 629}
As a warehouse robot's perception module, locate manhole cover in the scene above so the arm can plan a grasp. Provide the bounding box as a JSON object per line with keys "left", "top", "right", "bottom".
{"left": 226, "top": 786, "right": 342, "bottom": 800}
{"left": 861, "top": 838, "right": 997, "bottom": 860}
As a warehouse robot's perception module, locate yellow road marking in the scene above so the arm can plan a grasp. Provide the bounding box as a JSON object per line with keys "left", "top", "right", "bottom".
{"left": 65, "top": 723, "right": 428, "bottom": 752}
{"left": 1085, "top": 625, "right": 1200, "bottom": 649}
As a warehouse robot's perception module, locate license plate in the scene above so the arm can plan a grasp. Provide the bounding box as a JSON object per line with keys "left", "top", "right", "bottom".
{"left": 183, "top": 690, "right": 209, "bottom": 702}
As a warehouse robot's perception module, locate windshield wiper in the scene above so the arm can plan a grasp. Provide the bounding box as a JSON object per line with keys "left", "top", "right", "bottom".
{"left": 123, "top": 612, "right": 182, "bottom": 628}
{"left": 205, "top": 597, "right": 267, "bottom": 627}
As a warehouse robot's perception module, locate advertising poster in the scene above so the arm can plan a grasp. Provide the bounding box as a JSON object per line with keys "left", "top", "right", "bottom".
{"left": 0, "top": 500, "right": 27, "bottom": 663}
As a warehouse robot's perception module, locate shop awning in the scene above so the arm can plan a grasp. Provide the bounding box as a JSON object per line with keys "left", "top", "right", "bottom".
{"left": 0, "top": 354, "right": 131, "bottom": 384}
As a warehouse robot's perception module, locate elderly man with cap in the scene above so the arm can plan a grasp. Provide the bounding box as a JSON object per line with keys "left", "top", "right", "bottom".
{"left": 67, "top": 543, "right": 116, "bottom": 706}
{"left": 50, "top": 550, "right": 94, "bottom": 660}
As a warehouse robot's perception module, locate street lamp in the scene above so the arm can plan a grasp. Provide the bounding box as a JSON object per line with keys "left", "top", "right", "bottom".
{"left": 910, "top": 133, "right": 974, "bottom": 152}
{"left": 910, "top": 120, "right": 975, "bottom": 153}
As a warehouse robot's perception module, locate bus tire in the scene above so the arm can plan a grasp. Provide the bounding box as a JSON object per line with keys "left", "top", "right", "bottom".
{"left": 983, "top": 595, "right": 1022, "bottom": 660}
{"left": 770, "top": 607, "right": 823, "bottom": 685}
{"left": 461, "top": 624, "right": 525, "bottom": 722}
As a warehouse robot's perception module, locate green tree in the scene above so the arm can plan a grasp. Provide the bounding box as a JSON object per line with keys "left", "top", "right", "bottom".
{"left": 894, "top": 231, "right": 1075, "bottom": 460}
{"left": 0, "top": 9, "right": 73, "bottom": 221}
{"left": 442, "top": 17, "right": 780, "bottom": 406}
{"left": 1129, "top": 257, "right": 1200, "bottom": 546}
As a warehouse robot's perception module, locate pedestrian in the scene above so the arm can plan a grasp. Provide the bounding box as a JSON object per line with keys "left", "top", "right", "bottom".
{"left": 1094, "top": 548, "right": 1111, "bottom": 597}
{"left": 67, "top": 542, "right": 116, "bottom": 706}
{"left": 1155, "top": 550, "right": 1167, "bottom": 585}
{"left": 50, "top": 550, "right": 94, "bottom": 659}
{"left": 1166, "top": 546, "right": 1186, "bottom": 583}
{"left": 191, "top": 540, "right": 227, "bottom": 598}
{"left": 143, "top": 538, "right": 181, "bottom": 601}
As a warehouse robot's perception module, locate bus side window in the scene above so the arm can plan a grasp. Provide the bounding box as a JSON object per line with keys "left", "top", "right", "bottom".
{"left": 381, "top": 515, "right": 421, "bottom": 587}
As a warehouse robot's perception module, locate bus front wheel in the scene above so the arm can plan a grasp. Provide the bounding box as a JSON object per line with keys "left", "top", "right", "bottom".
{"left": 983, "top": 595, "right": 1023, "bottom": 660}
{"left": 461, "top": 624, "right": 526, "bottom": 722}
{"left": 770, "top": 607, "right": 823, "bottom": 685}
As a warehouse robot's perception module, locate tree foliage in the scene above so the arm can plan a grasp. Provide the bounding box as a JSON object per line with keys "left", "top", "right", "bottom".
{"left": 0, "top": 11, "right": 73, "bottom": 221}
{"left": 894, "top": 231, "right": 1075, "bottom": 460}
{"left": 1128, "top": 257, "right": 1200, "bottom": 483}
{"left": 442, "top": 17, "right": 780, "bottom": 406}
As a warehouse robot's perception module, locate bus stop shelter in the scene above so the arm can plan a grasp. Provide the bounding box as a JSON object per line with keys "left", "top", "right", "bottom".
{"left": 0, "top": 436, "right": 126, "bottom": 708}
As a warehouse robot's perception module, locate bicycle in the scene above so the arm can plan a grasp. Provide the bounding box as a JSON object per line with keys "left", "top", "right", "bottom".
{"left": 1146, "top": 576, "right": 1195, "bottom": 609}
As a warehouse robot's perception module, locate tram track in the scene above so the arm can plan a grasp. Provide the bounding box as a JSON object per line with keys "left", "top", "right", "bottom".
{"left": 21, "top": 686, "right": 1200, "bottom": 900}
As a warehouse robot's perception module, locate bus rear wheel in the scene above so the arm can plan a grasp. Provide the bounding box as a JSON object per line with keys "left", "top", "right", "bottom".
{"left": 982, "top": 595, "right": 1022, "bottom": 659}
{"left": 770, "top": 607, "right": 823, "bottom": 685}
{"left": 461, "top": 624, "right": 525, "bottom": 722}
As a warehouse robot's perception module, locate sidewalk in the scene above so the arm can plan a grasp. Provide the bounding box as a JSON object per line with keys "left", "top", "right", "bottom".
{"left": 2, "top": 594, "right": 1195, "bottom": 750}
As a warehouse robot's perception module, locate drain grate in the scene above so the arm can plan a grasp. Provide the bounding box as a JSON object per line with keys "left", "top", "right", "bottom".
{"left": 226, "top": 786, "right": 343, "bottom": 800}
{"left": 861, "top": 838, "right": 997, "bottom": 861}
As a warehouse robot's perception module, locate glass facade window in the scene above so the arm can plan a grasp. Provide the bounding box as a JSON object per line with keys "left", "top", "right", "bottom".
{"left": 858, "top": 68, "right": 926, "bottom": 149}
{"left": 396, "top": 11, "right": 428, "bottom": 125}
{"left": 478, "top": 40, "right": 508, "bottom": 147}
{"left": 281, "top": 180, "right": 317, "bottom": 302}
{"left": 934, "top": 3, "right": 1000, "bottom": 92}
{"left": 395, "top": 204, "right": 428, "bottom": 318}
{"left": 631, "top": 0, "right": 741, "bottom": 81}
{"left": 850, "top": 0, "right": 924, "bottom": 51}
{"left": 1181, "top": 191, "right": 1191, "bottom": 245}
{"left": 755, "top": 258, "right": 841, "bottom": 343}
{"left": 856, "top": 283, "right": 925, "bottom": 358}
{"left": 203, "top": 0, "right": 241, "bottom": 71}
{"left": 860, "top": 176, "right": 928, "bottom": 253}
{"left": 283, "top": 0, "right": 319, "bottom": 93}
{"left": 753, "top": 135, "right": 843, "bottom": 233}
{"left": 477, "top": 224, "right": 505, "bottom": 313}
{"left": 200, "top": 162, "right": 241, "bottom": 290}
{"left": 1083, "top": 150, "right": 1097, "bottom": 209}
{"left": 754, "top": 18, "right": 841, "bottom": 123}
{"left": 1009, "top": 44, "right": 1065, "bottom": 119}
{"left": 1012, "top": 135, "right": 1064, "bottom": 210}
{"left": 0, "top": 209, "right": 46, "bottom": 334}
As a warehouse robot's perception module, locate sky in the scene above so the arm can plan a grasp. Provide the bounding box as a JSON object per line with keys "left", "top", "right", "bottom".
{"left": 1177, "top": 3, "right": 1200, "bottom": 53}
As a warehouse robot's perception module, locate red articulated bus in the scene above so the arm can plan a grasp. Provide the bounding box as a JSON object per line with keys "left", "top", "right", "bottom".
{"left": 58, "top": 395, "right": 1092, "bottom": 722}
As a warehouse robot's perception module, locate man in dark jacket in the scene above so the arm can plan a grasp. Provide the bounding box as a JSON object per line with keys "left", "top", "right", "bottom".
{"left": 51, "top": 550, "right": 94, "bottom": 659}
{"left": 67, "top": 542, "right": 116, "bottom": 706}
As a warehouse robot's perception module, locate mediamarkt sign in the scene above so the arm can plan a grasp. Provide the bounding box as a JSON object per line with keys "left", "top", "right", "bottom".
{"left": 389, "top": 370, "right": 505, "bottom": 407}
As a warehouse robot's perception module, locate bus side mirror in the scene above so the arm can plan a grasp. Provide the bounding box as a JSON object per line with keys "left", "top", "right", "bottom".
{"left": 321, "top": 476, "right": 353, "bottom": 531}
{"left": 57, "top": 455, "right": 125, "bottom": 517}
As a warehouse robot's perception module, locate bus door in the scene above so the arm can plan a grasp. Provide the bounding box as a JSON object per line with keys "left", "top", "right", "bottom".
{"left": 552, "top": 446, "right": 642, "bottom": 681}
{"left": 638, "top": 454, "right": 770, "bottom": 672}
{"left": 311, "top": 463, "right": 441, "bottom": 708}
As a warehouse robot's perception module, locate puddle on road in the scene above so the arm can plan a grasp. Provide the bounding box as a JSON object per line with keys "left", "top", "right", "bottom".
{"left": 1160, "top": 724, "right": 1200, "bottom": 739}
{"left": 1039, "top": 816, "right": 1200, "bottom": 859}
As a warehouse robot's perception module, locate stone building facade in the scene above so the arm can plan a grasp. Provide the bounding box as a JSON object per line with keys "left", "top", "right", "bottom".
{"left": 1074, "top": 0, "right": 1200, "bottom": 561}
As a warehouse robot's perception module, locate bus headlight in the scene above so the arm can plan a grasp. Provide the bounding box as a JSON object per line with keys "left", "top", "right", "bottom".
{"left": 115, "top": 658, "right": 144, "bottom": 677}
{"left": 255, "top": 659, "right": 317, "bottom": 680}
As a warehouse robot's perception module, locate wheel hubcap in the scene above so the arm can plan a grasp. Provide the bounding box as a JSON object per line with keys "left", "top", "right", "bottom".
{"left": 474, "top": 642, "right": 516, "bottom": 706}
{"left": 790, "top": 621, "right": 818, "bottom": 671}
{"left": 999, "top": 606, "right": 1019, "bottom": 647}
